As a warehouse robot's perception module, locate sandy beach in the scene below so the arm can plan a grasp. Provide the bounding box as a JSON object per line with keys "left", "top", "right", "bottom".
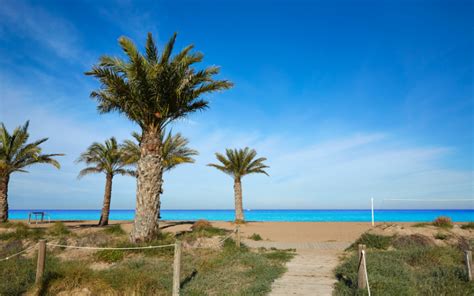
{"left": 21, "top": 220, "right": 373, "bottom": 243}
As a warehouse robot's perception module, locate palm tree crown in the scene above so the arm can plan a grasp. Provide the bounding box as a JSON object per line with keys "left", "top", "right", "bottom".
{"left": 76, "top": 137, "right": 132, "bottom": 178}
{"left": 122, "top": 130, "right": 198, "bottom": 172}
{"left": 208, "top": 147, "right": 269, "bottom": 179}
{"left": 0, "top": 121, "right": 62, "bottom": 175}
{"left": 85, "top": 32, "right": 233, "bottom": 131}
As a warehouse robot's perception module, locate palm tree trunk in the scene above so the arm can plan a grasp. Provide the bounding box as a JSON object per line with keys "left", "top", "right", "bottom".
{"left": 98, "top": 173, "right": 113, "bottom": 226}
{"left": 234, "top": 177, "right": 244, "bottom": 223}
{"left": 130, "top": 129, "right": 164, "bottom": 242}
{"left": 0, "top": 174, "right": 9, "bottom": 223}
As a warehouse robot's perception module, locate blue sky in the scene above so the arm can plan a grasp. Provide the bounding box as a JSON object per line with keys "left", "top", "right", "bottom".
{"left": 0, "top": 0, "right": 472, "bottom": 210}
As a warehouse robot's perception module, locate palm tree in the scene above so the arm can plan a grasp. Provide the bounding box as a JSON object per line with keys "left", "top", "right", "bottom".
{"left": 86, "top": 32, "right": 232, "bottom": 242}
{"left": 77, "top": 137, "right": 133, "bottom": 226}
{"left": 122, "top": 130, "right": 198, "bottom": 172}
{"left": 208, "top": 147, "right": 269, "bottom": 223}
{"left": 0, "top": 121, "right": 63, "bottom": 222}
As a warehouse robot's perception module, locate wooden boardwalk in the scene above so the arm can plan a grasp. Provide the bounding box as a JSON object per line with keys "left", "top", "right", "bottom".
{"left": 244, "top": 240, "right": 350, "bottom": 296}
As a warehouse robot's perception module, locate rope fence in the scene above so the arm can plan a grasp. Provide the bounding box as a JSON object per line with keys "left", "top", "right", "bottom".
{"left": 0, "top": 244, "right": 38, "bottom": 261}
{"left": 46, "top": 243, "right": 176, "bottom": 250}
{"left": 0, "top": 226, "right": 241, "bottom": 295}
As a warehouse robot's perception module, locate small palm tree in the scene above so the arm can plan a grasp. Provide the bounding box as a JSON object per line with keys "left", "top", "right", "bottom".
{"left": 86, "top": 32, "right": 232, "bottom": 242}
{"left": 77, "top": 137, "right": 133, "bottom": 226}
{"left": 208, "top": 148, "right": 269, "bottom": 223}
{"left": 0, "top": 121, "right": 63, "bottom": 222}
{"left": 122, "top": 130, "right": 198, "bottom": 172}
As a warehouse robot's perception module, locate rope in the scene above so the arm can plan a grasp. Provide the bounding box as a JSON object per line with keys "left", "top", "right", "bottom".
{"left": 0, "top": 244, "right": 37, "bottom": 261}
{"left": 46, "top": 243, "right": 176, "bottom": 250}
{"left": 382, "top": 198, "right": 474, "bottom": 202}
{"left": 362, "top": 250, "right": 371, "bottom": 296}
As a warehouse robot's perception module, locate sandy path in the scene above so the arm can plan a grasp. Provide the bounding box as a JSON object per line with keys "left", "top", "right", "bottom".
{"left": 270, "top": 249, "right": 340, "bottom": 296}
{"left": 243, "top": 238, "right": 351, "bottom": 296}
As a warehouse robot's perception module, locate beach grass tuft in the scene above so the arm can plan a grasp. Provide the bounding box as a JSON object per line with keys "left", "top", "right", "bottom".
{"left": 348, "top": 233, "right": 393, "bottom": 250}
{"left": 461, "top": 222, "right": 474, "bottom": 230}
{"left": 249, "top": 233, "right": 263, "bottom": 241}
{"left": 48, "top": 222, "right": 70, "bottom": 237}
{"left": 0, "top": 223, "right": 44, "bottom": 241}
{"left": 103, "top": 224, "right": 126, "bottom": 236}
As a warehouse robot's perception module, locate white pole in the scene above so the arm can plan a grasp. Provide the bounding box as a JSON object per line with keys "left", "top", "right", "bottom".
{"left": 371, "top": 198, "right": 374, "bottom": 227}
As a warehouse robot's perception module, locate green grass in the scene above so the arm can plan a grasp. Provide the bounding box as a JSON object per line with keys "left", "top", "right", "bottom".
{"left": 434, "top": 232, "right": 449, "bottom": 240}
{"left": 335, "top": 234, "right": 474, "bottom": 295}
{"left": 103, "top": 224, "right": 126, "bottom": 236}
{"left": 0, "top": 253, "right": 36, "bottom": 295}
{"left": 0, "top": 223, "right": 44, "bottom": 241}
{"left": 249, "top": 233, "right": 263, "bottom": 241}
{"left": 412, "top": 222, "right": 430, "bottom": 228}
{"left": 48, "top": 222, "right": 70, "bottom": 236}
{"left": 348, "top": 233, "right": 393, "bottom": 250}
{"left": 461, "top": 222, "right": 474, "bottom": 230}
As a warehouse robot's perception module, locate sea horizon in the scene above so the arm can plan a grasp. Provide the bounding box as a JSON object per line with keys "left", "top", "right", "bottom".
{"left": 9, "top": 209, "right": 474, "bottom": 222}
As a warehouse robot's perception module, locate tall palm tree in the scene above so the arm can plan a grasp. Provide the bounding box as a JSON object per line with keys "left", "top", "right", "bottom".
{"left": 122, "top": 130, "right": 198, "bottom": 172}
{"left": 0, "top": 121, "right": 63, "bottom": 222}
{"left": 208, "top": 147, "right": 269, "bottom": 223}
{"left": 77, "top": 137, "right": 133, "bottom": 226}
{"left": 86, "top": 32, "right": 232, "bottom": 242}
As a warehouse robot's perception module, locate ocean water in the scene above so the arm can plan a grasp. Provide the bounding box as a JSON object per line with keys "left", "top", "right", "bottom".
{"left": 8, "top": 209, "right": 474, "bottom": 222}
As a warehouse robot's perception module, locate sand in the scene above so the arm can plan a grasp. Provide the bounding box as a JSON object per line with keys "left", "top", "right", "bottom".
{"left": 22, "top": 220, "right": 373, "bottom": 243}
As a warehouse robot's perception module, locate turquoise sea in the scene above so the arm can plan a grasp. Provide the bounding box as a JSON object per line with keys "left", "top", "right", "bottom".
{"left": 8, "top": 209, "right": 474, "bottom": 222}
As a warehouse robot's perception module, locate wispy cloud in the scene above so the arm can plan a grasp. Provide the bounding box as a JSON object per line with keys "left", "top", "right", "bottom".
{"left": 0, "top": 0, "right": 92, "bottom": 65}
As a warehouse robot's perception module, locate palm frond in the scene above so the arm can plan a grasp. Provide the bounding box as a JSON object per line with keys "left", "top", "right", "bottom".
{"left": 208, "top": 147, "right": 269, "bottom": 178}
{"left": 86, "top": 32, "right": 233, "bottom": 133}
{"left": 77, "top": 137, "right": 131, "bottom": 178}
{"left": 0, "top": 121, "right": 63, "bottom": 175}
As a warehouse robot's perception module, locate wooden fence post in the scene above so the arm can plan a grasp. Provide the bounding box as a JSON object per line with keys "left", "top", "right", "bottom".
{"left": 358, "top": 244, "right": 367, "bottom": 289}
{"left": 35, "top": 239, "right": 46, "bottom": 284}
{"left": 465, "top": 250, "right": 473, "bottom": 281}
{"left": 236, "top": 226, "right": 241, "bottom": 248}
{"left": 172, "top": 241, "right": 181, "bottom": 296}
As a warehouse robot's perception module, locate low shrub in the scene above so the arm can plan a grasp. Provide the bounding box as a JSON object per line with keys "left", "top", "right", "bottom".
{"left": 393, "top": 234, "right": 435, "bottom": 249}
{"left": 0, "top": 223, "right": 44, "bottom": 241}
{"left": 249, "top": 233, "right": 263, "bottom": 241}
{"left": 103, "top": 224, "right": 126, "bottom": 236}
{"left": 434, "top": 232, "right": 449, "bottom": 240}
{"left": 191, "top": 220, "right": 212, "bottom": 231}
{"left": 349, "top": 233, "right": 392, "bottom": 250}
{"left": 433, "top": 216, "right": 453, "bottom": 229}
{"left": 48, "top": 222, "right": 70, "bottom": 236}
{"left": 0, "top": 256, "right": 36, "bottom": 295}
{"left": 188, "top": 220, "right": 228, "bottom": 238}
{"left": 334, "top": 246, "right": 473, "bottom": 295}
{"left": 412, "top": 222, "right": 430, "bottom": 227}
{"left": 461, "top": 222, "right": 474, "bottom": 230}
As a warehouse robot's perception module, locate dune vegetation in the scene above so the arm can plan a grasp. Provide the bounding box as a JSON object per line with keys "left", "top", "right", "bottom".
{"left": 334, "top": 220, "right": 474, "bottom": 296}
{"left": 0, "top": 221, "right": 293, "bottom": 295}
